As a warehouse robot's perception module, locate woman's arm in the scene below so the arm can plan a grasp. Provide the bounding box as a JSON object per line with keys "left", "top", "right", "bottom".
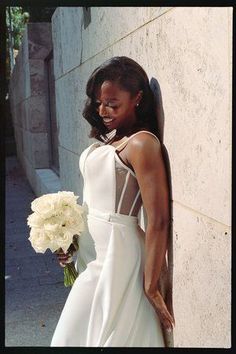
{"left": 128, "top": 133, "right": 175, "bottom": 331}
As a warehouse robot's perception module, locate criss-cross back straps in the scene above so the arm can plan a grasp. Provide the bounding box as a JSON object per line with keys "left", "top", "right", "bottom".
{"left": 114, "top": 130, "right": 159, "bottom": 151}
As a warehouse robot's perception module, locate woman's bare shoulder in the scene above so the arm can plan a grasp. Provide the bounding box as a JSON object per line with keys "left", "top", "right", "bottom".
{"left": 129, "top": 131, "right": 161, "bottom": 150}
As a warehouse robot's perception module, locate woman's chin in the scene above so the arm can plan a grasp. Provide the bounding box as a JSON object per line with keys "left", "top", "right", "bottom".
{"left": 104, "top": 123, "right": 115, "bottom": 131}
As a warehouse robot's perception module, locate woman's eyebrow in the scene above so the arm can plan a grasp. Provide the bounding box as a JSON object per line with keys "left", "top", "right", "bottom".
{"left": 95, "top": 98, "right": 119, "bottom": 102}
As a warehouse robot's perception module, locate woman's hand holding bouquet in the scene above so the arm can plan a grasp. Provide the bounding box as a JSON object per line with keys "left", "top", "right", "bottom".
{"left": 27, "top": 191, "right": 86, "bottom": 287}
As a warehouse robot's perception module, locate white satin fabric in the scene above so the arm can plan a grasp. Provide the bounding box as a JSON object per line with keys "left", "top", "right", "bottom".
{"left": 50, "top": 131, "right": 164, "bottom": 347}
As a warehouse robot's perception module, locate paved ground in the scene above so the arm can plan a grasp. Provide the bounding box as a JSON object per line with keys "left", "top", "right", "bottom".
{"left": 5, "top": 156, "right": 70, "bottom": 346}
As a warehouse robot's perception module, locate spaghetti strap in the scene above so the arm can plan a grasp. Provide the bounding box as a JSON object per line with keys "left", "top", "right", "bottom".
{"left": 115, "top": 130, "right": 159, "bottom": 150}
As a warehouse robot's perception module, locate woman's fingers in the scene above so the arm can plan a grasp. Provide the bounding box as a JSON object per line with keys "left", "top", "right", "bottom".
{"left": 156, "top": 307, "right": 175, "bottom": 330}
{"left": 150, "top": 296, "right": 175, "bottom": 330}
{"left": 56, "top": 249, "right": 73, "bottom": 267}
{"left": 146, "top": 290, "right": 175, "bottom": 331}
{"left": 58, "top": 257, "right": 73, "bottom": 267}
{"left": 57, "top": 252, "right": 70, "bottom": 259}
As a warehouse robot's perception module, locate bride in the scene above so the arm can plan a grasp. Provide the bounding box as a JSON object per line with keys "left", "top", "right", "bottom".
{"left": 51, "top": 56, "right": 175, "bottom": 347}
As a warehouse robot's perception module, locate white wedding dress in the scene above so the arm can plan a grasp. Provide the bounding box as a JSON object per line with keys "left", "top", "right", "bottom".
{"left": 50, "top": 130, "right": 165, "bottom": 347}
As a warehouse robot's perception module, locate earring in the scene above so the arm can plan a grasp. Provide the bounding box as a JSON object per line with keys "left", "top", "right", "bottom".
{"left": 136, "top": 103, "right": 139, "bottom": 107}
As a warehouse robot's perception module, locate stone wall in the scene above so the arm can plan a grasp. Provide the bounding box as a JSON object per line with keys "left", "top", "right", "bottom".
{"left": 51, "top": 7, "right": 232, "bottom": 347}
{"left": 9, "top": 23, "right": 61, "bottom": 196}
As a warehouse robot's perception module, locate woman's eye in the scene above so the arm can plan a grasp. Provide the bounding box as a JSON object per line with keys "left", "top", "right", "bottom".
{"left": 95, "top": 102, "right": 118, "bottom": 110}
{"left": 107, "top": 104, "right": 118, "bottom": 109}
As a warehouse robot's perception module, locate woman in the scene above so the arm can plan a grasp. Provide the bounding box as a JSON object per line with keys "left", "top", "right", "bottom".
{"left": 51, "top": 56, "right": 175, "bottom": 347}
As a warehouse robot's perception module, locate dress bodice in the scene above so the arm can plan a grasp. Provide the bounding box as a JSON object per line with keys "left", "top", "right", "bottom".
{"left": 79, "top": 130, "right": 159, "bottom": 216}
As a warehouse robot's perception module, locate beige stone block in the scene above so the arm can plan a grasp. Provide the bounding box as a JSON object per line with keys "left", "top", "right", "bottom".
{"left": 58, "top": 7, "right": 83, "bottom": 76}
{"left": 81, "top": 7, "right": 173, "bottom": 63}
{"left": 30, "top": 132, "right": 50, "bottom": 168}
{"left": 29, "top": 59, "right": 47, "bottom": 96}
{"left": 22, "top": 130, "right": 32, "bottom": 163}
{"left": 55, "top": 69, "right": 85, "bottom": 153}
{"left": 172, "top": 202, "right": 231, "bottom": 347}
{"left": 112, "top": 7, "right": 232, "bottom": 226}
{"left": 13, "top": 51, "right": 23, "bottom": 104}
{"left": 23, "top": 60, "right": 31, "bottom": 100}
{"left": 51, "top": 8, "right": 63, "bottom": 80}
{"left": 35, "top": 168, "right": 61, "bottom": 196}
{"left": 55, "top": 72, "right": 79, "bottom": 152}
{"left": 17, "top": 47, "right": 30, "bottom": 101}
{"left": 27, "top": 23, "right": 52, "bottom": 60}
{"left": 51, "top": 7, "right": 173, "bottom": 77}
{"left": 27, "top": 95, "right": 49, "bottom": 133}
{"left": 10, "top": 28, "right": 31, "bottom": 103}
{"left": 20, "top": 100, "right": 27, "bottom": 129}
{"left": 21, "top": 26, "right": 29, "bottom": 63}
{"left": 58, "top": 146, "right": 83, "bottom": 198}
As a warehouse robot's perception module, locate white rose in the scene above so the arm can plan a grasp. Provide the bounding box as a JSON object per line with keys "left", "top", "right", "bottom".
{"left": 27, "top": 212, "right": 44, "bottom": 228}
{"left": 57, "top": 191, "right": 79, "bottom": 208}
{"left": 43, "top": 223, "right": 60, "bottom": 234}
{"left": 28, "top": 228, "right": 49, "bottom": 253}
{"left": 57, "top": 230, "right": 74, "bottom": 253}
{"left": 31, "top": 194, "right": 57, "bottom": 218}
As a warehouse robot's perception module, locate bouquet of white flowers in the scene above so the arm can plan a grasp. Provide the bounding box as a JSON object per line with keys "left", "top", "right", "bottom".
{"left": 27, "top": 191, "right": 86, "bottom": 287}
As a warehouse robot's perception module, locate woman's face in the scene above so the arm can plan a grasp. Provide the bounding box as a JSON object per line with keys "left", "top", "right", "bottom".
{"left": 95, "top": 80, "right": 141, "bottom": 132}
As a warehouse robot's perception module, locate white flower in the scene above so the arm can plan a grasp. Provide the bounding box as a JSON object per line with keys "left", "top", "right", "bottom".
{"left": 27, "top": 212, "right": 44, "bottom": 228}
{"left": 27, "top": 191, "right": 86, "bottom": 254}
{"left": 28, "top": 228, "right": 50, "bottom": 253}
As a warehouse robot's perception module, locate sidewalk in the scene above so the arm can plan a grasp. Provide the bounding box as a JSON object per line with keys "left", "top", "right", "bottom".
{"left": 5, "top": 156, "right": 70, "bottom": 346}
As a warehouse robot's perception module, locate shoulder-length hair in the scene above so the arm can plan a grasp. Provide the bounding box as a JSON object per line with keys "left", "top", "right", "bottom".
{"left": 82, "top": 56, "right": 159, "bottom": 141}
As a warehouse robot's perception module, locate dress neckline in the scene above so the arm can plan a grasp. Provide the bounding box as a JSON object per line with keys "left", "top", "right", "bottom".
{"left": 87, "top": 142, "right": 137, "bottom": 178}
{"left": 92, "top": 129, "right": 157, "bottom": 150}
{"left": 91, "top": 141, "right": 125, "bottom": 150}
{"left": 87, "top": 130, "right": 158, "bottom": 176}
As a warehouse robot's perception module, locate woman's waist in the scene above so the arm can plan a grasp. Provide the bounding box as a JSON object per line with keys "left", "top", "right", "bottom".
{"left": 86, "top": 206, "right": 138, "bottom": 226}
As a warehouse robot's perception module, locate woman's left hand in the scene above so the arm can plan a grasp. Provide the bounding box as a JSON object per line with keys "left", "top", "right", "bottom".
{"left": 145, "top": 289, "right": 175, "bottom": 332}
{"left": 55, "top": 242, "right": 78, "bottom": 267}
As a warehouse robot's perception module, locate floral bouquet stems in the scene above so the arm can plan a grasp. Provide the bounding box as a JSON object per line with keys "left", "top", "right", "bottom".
{"left": 55, "top": 235, "right": 80, "bottom": 287}
{"left": 27, "top": 191, "right": 87, "bottom": 287}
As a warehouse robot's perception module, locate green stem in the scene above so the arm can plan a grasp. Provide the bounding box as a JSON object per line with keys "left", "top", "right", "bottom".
{"left": 63, "top": 261, "right": 78, "bottom": 287}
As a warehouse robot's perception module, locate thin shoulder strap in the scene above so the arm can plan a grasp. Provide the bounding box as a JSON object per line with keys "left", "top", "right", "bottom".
{"left": 115, "top": 130, "right": 159, "bottom": 150}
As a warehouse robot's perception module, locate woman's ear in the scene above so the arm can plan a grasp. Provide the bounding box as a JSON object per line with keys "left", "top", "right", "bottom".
{"left": 136, "top": 90, "right": 143, "bottom": 105}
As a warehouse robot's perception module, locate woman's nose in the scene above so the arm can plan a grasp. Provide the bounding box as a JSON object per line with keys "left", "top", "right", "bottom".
{"left": 98, "top": 103, "right": 108, "bottom": 117}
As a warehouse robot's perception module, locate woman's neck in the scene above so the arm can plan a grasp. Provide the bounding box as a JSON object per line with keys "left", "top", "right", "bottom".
{"left": 104, "top": 125, "right": 150, "bottom": 145}
{"left": 116, "top": 125, "right": 149, "bottom": 138}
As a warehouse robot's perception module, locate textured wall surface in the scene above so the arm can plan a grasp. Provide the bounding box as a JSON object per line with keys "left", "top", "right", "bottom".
{"left": 51, "top": 6, "right": 232, "bottom": 347}
{"left": 9, "top": 23, "right": 61, "bottom": 196}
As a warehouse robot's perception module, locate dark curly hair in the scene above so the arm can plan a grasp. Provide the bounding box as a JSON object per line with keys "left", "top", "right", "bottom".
{"left": 82, "top": 56, "right": 159, "bottom": 142}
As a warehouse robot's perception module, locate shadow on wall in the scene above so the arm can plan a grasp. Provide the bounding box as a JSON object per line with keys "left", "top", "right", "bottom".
{"left": 150, "top": 77, "right": 165, "bottom": 143}
{"left": 150, "top": 77, "right": 174, "bottom": 347}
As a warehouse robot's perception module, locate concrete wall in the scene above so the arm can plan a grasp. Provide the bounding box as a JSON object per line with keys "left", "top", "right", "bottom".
{"left": 51, "top": 7, "right": 232, "bottom": 347}
{"left": 9, "top": 23, "right": 61, "bottom": 196}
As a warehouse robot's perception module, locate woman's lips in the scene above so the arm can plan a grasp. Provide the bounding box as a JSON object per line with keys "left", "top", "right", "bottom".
{"left": 103, "top": 117, "right": 114, "bottom": 124}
